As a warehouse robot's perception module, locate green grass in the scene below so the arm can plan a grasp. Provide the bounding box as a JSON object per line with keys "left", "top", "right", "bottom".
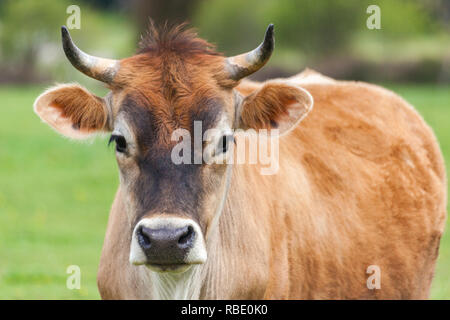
{"left": 0, "top": 85, "right": 116, "bottom": 299}
{"left": 0, "top": 83, "right": 448, "bottom": 299}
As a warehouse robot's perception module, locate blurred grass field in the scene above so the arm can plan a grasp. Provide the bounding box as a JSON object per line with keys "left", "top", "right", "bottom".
{"left": 0, "top": 83, "right": 448, "bottom": 299}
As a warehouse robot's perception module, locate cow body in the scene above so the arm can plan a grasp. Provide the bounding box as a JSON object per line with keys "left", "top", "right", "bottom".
{"left": 97, "top": 70, "right": 447, "bottom": 299}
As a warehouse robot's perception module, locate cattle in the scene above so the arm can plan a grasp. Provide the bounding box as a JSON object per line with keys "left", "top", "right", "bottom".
{"left": 34, "top": 22, "right": 447, "bottom": 299}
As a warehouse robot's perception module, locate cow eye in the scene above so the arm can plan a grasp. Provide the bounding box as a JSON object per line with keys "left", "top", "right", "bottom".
{"left": 108, "top": 134, "right": 127, "bottom": 153}
{"left": 218, "top": 134, "right": 234, "bottom": 154}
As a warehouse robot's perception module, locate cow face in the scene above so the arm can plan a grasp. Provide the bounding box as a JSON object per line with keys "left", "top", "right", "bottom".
{"left": 104, "top": 60, "right": 237, "bottom": 272}
{"left": 34, "top": 24, "right": 313, "bottom": 273}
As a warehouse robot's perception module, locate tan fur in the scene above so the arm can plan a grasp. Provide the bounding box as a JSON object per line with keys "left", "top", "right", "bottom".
{"left": 98, "top": 70, "right": 447, "bottom": 299}
{"left": 34, "top": 84, "right": 110, "bottom": 139}
{"left": 47, "top": 85, "right": 108, "bottom": 131}
{"left": 240, "top": 82, "right": 311, "bottom": 131}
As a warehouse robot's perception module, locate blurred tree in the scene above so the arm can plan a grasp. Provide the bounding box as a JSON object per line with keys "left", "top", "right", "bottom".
{"left": 0, "top": 0, "right": 135, "bottom": 84}
{"left": 0, "top": 0, "right": 68, "bottom": 82}
{"left": 82, "top": 0, "right": 121, "bottom": 10}
{"left": 194, "top": 0, "right": 362, "bottom": 57}
{"left": 192, "top": 0, "right": 448, "bottom": 82}
{"left": 124, "top": 0, "right": 200, "bottom": 34}
{"left": 0, "top": 0, "right": 447, "bottom": 83}
{"left": 194, "top": 0, "right": 441, "bottom": 55}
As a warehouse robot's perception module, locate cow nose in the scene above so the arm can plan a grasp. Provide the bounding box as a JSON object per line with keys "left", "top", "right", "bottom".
{"left": 136, "top": 225, "right": 196, "bottom": 264}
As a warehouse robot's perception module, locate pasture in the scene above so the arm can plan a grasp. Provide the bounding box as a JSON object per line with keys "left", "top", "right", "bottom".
{"left": 0, "top": 83, "right": 448, "bottom": 299}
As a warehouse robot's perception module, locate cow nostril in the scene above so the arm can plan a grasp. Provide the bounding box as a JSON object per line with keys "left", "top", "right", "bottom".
{"left": 178, "top": 226, "right": 194, "bottom": 247}
{"left": 137, "top": 227, "right": 151, "bottom": 249}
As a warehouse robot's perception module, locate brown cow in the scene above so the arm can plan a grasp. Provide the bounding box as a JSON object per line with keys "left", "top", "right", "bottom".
{"left": 34, "top": 23, "right": 447, "bottom": 299}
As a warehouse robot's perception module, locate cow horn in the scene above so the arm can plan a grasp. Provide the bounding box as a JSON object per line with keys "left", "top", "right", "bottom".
{"left": 226, "top": 24, "right": 274, "bottom": 81}
{"left": 61, "top": 26, "right": 119, "bottom": 83}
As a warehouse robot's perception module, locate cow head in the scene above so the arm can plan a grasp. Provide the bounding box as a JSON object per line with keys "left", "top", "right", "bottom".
{"left": 34, "top": 23, "right": 312, "bottom": 273}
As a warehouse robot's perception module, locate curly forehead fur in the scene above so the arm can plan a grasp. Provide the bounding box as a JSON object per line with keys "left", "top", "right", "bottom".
{"left": 114, "top": 22, "right": 235, "bottom": 105}
{"left": 109, "top": 22, "right": 237, "bottom": 145}
{"left": 137, "top": 21, "right": 222, "bottom": 57}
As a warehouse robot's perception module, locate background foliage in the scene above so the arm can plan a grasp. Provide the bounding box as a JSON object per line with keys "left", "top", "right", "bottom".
{"left": 0, "top": 0, "right": 448, "bottom": 83}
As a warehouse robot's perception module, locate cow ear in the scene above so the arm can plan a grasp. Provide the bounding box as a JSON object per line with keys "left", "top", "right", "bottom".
{"left": 34, "top": 84, "right": 111, "bottom": 139}
{"left": 238, "top": 81, "right": 313, "bottom": 136}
